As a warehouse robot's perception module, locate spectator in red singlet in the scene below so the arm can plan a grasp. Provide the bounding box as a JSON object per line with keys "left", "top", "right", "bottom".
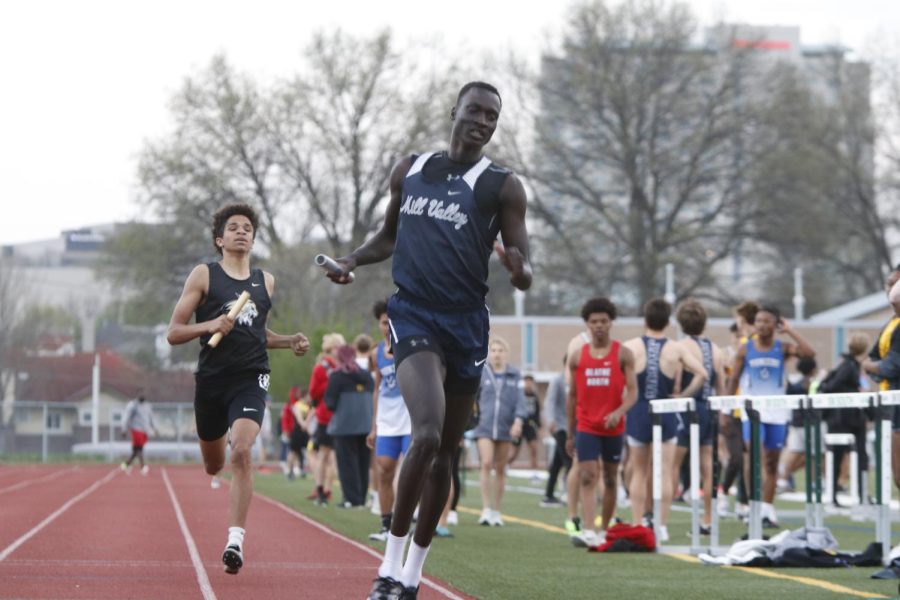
{"left": 310, "top": 332, "right": 345, "bottom": 505}
{"left": 565, "top": 297, "right": 638, "bottom": 549}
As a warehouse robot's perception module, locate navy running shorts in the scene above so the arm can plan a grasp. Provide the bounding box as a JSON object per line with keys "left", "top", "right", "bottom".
{"left": 575, "top": 431, "right": 624, "bottom": 463}
{"left": 194, "top": 371, "right": 269, "bottom": 441}
{"left": 625, "top": 400, "right": 679, "bottom": 445}
{"left": 387, "top": 292, "right": 490, "bottom": 395}
{"left": 676, "top": 400, "right": 715, "bottom": 448}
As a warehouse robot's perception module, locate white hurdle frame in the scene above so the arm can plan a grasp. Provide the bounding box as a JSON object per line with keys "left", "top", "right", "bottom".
{"left": 708, "top": 394, "right": 804, "bottom": 541}
{"left": 823, "top": 433, "right": 858, "bottom": 506}
{"left": 809, "top": 392, "right": 874, "bottom": 532}
{"left": 650, "top": 398, "right": 707, "bottom": 552}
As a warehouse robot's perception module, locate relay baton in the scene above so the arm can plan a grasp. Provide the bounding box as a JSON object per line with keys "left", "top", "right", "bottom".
{"left": 315, "top": 254, "right": 355, "bottom": 282}
{"left": 208, "top": 290, "right": 251, "bottom": 348}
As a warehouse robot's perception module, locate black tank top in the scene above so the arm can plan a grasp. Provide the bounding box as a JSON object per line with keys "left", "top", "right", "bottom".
{"left": 195, "top": 262, "right": 271, "bottom": 379}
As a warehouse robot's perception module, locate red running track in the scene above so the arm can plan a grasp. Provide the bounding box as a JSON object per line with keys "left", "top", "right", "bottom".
{"left": 0, "top": 465, "right": 472, "bottom": 600}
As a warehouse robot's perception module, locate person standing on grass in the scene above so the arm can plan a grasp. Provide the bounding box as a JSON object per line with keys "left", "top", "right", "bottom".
{"left": 166, "top": 203, "right": 310, "bottom": 575}
{"left": 863, "top": 267, "right": 900, "bottom": 495}
{"left": 121, "top": 394, "right": 158, "bottom": 475}
{"left": 541, "top": 355, "right": 571, "bottom": 508}
{"left": 727, "top": 305, "right": 815, "bottom": 529}
{"left": 624, "top": 298, "right": 708, "bottom": 543}
{"left": 368, "top": 299, "right": 413, "bottom": 543}
{"left": 565, "top": 297, "right": 638, "bottom": 548}
{"left": 671, "top": 299, "right": 727, "bottom": 535}
{"left": 509, "top": 374, "right": 543, "bottom": 475}
{"left": 309, "top": 333, "right": 344, "bottom": 506}
{"left": 325, "top": 344, "right": 375, "bottom": 508}
{"left": 474, "top": 336, "right": 528, "bottom": 527}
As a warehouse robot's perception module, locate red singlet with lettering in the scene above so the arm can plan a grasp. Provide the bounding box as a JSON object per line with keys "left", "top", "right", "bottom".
{"left": 575, "top": 341, "right": 625, "bottom": 436}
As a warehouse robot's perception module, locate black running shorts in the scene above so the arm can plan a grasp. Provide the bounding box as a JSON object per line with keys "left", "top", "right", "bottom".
{"left": 194, "top": 371, "right": 269, "bottom": 441}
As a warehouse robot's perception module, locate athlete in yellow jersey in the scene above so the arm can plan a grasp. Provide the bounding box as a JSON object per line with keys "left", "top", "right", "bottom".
{"left": 863, "top": 267, "right": 900, "bottom": 494}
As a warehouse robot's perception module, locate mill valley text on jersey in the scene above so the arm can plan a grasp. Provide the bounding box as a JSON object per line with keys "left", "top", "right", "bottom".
{"left": 392, "top": 151, "right": 511, "bottom": 310}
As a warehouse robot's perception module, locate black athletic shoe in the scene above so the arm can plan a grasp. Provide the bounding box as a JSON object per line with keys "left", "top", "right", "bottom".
{"left": 762, "top": 517, "right": 780, "bottom": 529}
{"left": 367, "top": 576, "right": 402, "bottom": 600}
{"left": 398, "top": 585, "right": 419, "bottom": 599}
{"left": 222, "top": 544, "right": 243, "bottom": 574}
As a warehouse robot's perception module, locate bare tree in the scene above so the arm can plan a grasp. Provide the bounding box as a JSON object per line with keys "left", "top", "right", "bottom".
{"left": 498, "top": 0, "right": 756, "bottom": 312}
{"left": 100, "top": 30, "right": 461, "bottom": 323}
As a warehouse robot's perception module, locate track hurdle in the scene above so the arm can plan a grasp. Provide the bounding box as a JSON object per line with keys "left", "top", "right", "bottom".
{"left": 650, "top": 397, "right": 715, "bottom": 554}
{"left": 708, "top": 394, "right": 804, "bottom": 541}
{"left": 808, "top": 392, "right": 874, "bottom": 529}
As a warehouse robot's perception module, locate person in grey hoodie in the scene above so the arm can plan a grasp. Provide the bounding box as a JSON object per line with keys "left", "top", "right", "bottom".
{"left": 474, "top": 336, "right": 527, "bottom": 526}
{"left": 326, "top": 344, "right": 375, "bottom": 507}
{"left": 121, "top": 395, "right": 158, "bottom": 475}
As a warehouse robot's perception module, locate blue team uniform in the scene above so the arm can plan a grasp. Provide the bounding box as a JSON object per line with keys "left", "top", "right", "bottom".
{"left": 388, "top": 151, "right": 509, "bottom": 394}
{"left": 626, "top": 337, "right": 679, "bottom": 444}
{"left": 741, "top": 338, "right": 788, "bottom": 450}
{"left": 677, "top": 336, "right": 716, "bottom": 447}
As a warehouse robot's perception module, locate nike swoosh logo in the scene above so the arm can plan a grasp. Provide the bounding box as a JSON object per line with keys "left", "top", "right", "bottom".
{"left": 448, "top": 190, "right": 462, "bottom": 196}
{"left": 242, "top": 407, "right": 258, "bottom": 412}
{"left": 474, "top": 358, "right": 486, "bottom": 367}
{"left": 251, "top": 283, "right": 261, "bottom": 287}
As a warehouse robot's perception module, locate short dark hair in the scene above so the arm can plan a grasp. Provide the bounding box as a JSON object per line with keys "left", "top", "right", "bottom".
{"left": 373, "top": 299, "right": 389, "bottom": 320}
{"left": 796, "top": 356, "right": 817, "bottom": 376}
{"left": 758, "top": 304, "right": 781, "bottom": 322}
{"left": 734, "top": 300, "right": 760, "bottom": 324}
{"left": 676, "top": 299, "right": 707, "bottom": 336}
{"left": 643, "top": 298, "right": 671, "bottom": 331}
{"left": 523, "top": 374, "right": 535, "bottom": 381}
{"left": 456, "top": 81, "right": 502, "bottom": 107}
{"left": 580, "top": 297, "right": 617, "bottom": 321}
{"left": 211, "top": 203, "right": 259, "bottom": 256}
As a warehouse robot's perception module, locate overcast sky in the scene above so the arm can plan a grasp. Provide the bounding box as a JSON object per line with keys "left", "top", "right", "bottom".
{"left": 1, "top": 0, "right": 896, "bottom": 245}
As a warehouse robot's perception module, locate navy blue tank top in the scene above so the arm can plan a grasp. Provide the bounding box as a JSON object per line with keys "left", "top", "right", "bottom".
{"left": 195, "top": 262, "right": 271, "bottom": 379}
{"left": 637, "top": 337, "right": 675, "bottom": 403}
{"left": 392, "top": 151, "right": 509, "bottom": 309}
{"left": 681, "top": 336, "right": 715, "bottom": 402}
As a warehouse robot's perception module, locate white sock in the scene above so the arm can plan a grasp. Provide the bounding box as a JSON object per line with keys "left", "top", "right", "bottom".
{"left": 378, "top": 533, "right": 408, "bottom": 580}
{"left": 399, "top": 541, "right": 430, "bottom": 588}
{"left": 763, "top": 502, "right": 777, "bottom": 521}
{"left": 228, "top": 526, "right": 245, "bottom": 548}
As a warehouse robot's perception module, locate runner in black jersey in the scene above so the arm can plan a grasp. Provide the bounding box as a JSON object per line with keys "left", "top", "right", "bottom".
{"left": 326, "top": 81, "right": 532, "bottom": 600}
{"left": 167, "top": 203, "right": 310, "bottom": 575}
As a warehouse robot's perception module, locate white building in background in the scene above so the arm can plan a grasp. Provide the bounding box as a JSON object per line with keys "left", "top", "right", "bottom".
{"left": 3, "top": 224, "right": 125, "bottom": 353}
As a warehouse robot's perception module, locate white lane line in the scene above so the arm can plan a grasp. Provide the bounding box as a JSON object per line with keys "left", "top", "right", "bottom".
{"left": 0, "top": 466, "right": 78, "bottom": 497}
{"left": 0, "top": 468, "right": 117, "bottom": 562}
{"left": 255, "top": 493, "right": 466, "bottom": 600}
{"left": 161, "top": 468, "right": 217, "bottom": 600}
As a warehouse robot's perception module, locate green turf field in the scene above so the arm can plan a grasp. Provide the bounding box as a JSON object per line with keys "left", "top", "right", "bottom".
{"left": 254, "top": 468, "right": 900, "bottom": 599}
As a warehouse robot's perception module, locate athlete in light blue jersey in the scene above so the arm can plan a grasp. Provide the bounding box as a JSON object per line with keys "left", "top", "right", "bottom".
{"left": 368, "top": 300, "right": 412, "bottom": 543}
{"left": 326, "top": 81, "right": 533, "bottom": 600}
{"left": 727, "top": 305, "right": 815, "bottom": 527}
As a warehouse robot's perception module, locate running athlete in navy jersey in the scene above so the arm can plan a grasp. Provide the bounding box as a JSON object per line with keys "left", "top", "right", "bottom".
{"left": 326, "top": 81, "right": 532, "bottom": 600}
{"left": 167, "top": 204, "right": 310, "bottom": 575}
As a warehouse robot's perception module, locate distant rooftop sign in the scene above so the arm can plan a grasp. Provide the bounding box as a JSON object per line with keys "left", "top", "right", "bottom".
{"left": 732, "top": 39, "right": 792, "bottom": 50}
{"left": 64, "top": 230, "right": 105, "bottom": 251}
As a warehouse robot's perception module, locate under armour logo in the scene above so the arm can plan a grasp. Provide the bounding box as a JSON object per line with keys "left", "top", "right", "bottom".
{"left": 409, "top": 338, "right": 429, "bottom": 348}
{"left": 446, "top": 174, "right": 460, "bottom": 182}
{"left": 258, "top": 374, "right": 270, "bottom": 390}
